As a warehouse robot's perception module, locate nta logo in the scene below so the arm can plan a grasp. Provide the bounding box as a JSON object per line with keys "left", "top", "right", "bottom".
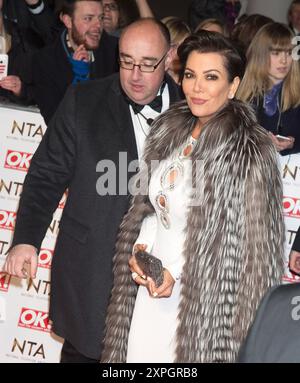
{"left": 11, "top": 120, "right": 45, "bottom": 139}
{"left": 11, "top": 338, "right": 45, "bottom": 359}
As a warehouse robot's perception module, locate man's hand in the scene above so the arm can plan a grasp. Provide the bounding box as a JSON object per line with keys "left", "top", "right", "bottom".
{"left": 289, "top": 250, "right": 300, "bottom": 276}
{"left": 2, "top": 244, "right": 38, "bottom": 279}
{"left": 73, "top": 44, "right": 90, "bottom": 62}
{"left": 0, "top": 76, "right": 22, "bottom": 97}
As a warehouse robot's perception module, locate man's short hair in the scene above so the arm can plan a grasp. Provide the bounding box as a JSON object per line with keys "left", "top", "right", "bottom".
{"left": 60, "top": 0, "right": 102, "bottom": 17}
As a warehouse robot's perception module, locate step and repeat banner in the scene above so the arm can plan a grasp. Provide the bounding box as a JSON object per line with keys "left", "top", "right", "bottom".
{"left": 0, "top": 102, "right": 299, "bottom": 363}
{"left": 280, "top": 154, "right": 300, "bottom": 283}
{"left": 0, "top": 104, "right": 63, "bottom": 363}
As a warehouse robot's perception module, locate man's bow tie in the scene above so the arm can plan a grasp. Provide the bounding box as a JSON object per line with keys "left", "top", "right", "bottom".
{"left": 131, "top": 94, "right": 163, "bottom": 114}
{"left": 124, "top": 81, "right": 166, "bottom": 114}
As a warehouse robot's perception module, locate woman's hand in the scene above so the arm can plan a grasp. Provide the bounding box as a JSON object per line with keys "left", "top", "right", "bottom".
{"left": 269, "top": 132, "right": 295, "bottom": 152}
{"left": 147, "top": 268, "right": 175, "bottom": 298}
{"left": 129, "top": 244, "right": 175, "bottom": 298}
{"left": 0, "top": 75, "right": 22, "bottom": 96}
{"left": 129, "top": 243, "right": 148, "bottom": 285}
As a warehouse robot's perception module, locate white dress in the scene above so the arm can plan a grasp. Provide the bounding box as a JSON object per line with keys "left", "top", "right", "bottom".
{"left": 126, "top": 137, "right": 196, "bottom": 363}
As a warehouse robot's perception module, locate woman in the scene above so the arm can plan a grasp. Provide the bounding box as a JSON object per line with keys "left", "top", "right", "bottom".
{"left": 237, "top": 22, "right": 300, "bottom": 155}
{"left": 195, "top": 17, "right": 228, "bottom": 35}
{"left": 230, "top": 14, "right": 273, "bottom": 56}
{"left": 161, "top": 16, "right": 191, "bottom": 84}
{"left": 101, "top": 31, "right": 284, "bottom": 363}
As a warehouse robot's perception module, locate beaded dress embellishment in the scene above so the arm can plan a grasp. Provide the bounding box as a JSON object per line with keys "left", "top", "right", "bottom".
{"left": 155, "top": 135, "right": 197, "bottom": 229}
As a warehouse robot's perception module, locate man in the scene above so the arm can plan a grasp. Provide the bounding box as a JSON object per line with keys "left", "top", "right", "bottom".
{"left": 288, "top": 0, "right": 300, "bottom": 35}
{"left": 102, "top": 0, "right": 120, "bottom": 35}
{"left": 238, "top": 227, "right": 300, "bottom": 363}
{"left": 102, "top": 0, "right": 153, "bottom": 37}
{"left": 32, "top": 0, "right": 119, "bottom": 124}
{"left": 3, "top": 18, "right": 181, "bottom": 362}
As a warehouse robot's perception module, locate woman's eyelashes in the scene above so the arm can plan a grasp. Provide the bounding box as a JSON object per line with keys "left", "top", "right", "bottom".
{"left": 183, "top": 71, "right": 194, "bottom": 79}
{"left": 206, "top": 74, "right": 218, "bottom": 80}
{"left": 183, "top": 72, "right": 219, "bottom": 80}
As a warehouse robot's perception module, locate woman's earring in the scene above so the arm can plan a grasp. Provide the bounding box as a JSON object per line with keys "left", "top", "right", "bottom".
{"left": 228, "top": 93, "right": 234, "bottom": 99}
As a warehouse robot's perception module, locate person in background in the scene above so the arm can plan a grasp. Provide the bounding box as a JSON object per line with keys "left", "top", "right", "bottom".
{"left": 195, "top": 17, "right": 228, "bottom": 35}
{"left": 161, "top": 16, "right": 191, "bottom": 84}
{"left": 102, "top": 0, "right": 153, "bottom": 37}
{"left": 0, "top": 0, "right": 56, "bottom": 102}
{"left": 238, "top": 226, "right": 300, "bottom": 363}
{"left": 288, "top": 0, "right": 300, "bottom": 35}
{"left": 230, "top": 13, "right": 273, "bottom": 55}
{"left": 31, "top": 0, "right": 119, "bottom": 124}
{"left": 101, "top": 31, "right": 284, "bottom": 363}
{"left": 3, "top": 18, "right": 181, "bottom": 363}
{"left": 237, "top": 22, "right": 300, "bottom": 155}
{"left": 188, "top": 0, "right": 247, "bottom": 32}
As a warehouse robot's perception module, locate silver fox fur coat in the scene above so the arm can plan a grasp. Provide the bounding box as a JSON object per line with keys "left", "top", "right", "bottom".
{"left": 101, "top": 99, "right": 284, "bottom": 363}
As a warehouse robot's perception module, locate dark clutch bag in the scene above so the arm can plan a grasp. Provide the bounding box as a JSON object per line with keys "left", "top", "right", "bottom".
{"left": 135, "top": 250, "right": 164, "bottom": 287}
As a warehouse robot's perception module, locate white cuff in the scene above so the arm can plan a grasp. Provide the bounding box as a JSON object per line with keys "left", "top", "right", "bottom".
{"left": 28, "top": 1, "right": 45, "bottom": 15}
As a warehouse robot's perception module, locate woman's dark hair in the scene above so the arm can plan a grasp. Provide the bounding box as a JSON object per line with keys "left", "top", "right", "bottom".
{"left": 177, "top": 30, "right": 245, "bottom": 83}
{"left": 230, "top": 14, "right": 273, "bottom": 55}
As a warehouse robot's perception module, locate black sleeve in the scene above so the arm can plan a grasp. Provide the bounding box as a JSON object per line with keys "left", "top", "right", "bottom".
{"left": 32, "top": 49, "right": 64, "bottom": 124}
{"left": 188, "top": 0, "right": 225, "bottom": 30}
{"left": 292, "top": 226, "right": 300, "bottom": 252}
{"left": 26, "top": 1, "right": 61, "bottom": 45}
{"left": 11, "top": 85, "right": 78, "bottom": 250}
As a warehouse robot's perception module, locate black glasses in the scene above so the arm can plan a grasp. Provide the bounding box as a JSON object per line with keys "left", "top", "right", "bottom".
{"left": 119, "top": 52, "right": 168, "bottom": 73}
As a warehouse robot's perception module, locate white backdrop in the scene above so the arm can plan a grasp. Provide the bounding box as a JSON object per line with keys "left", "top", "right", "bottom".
{"left": 0, "top": 104, "right": 63, "bottom": 363}
{"left": 0, "top": 102, "right": 299, "bottom": 363}
{"left": 246, "top": 0, "right": 290, "bottom": 23}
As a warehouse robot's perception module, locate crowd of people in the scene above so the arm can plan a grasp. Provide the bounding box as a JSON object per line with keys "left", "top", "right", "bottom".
{"left": 1, "top": 0, "right": 300, "bottom": 363}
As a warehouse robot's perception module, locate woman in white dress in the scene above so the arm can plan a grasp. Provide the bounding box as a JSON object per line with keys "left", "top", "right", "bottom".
{"left": 101, "top": 31, "right": 284, "bottom": 363}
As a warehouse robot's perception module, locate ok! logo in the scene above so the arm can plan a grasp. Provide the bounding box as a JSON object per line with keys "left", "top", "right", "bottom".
{"left": 18, "top": 308, "right": 51, "bottom": 333}
{"left": 0, "top": 272, "right": 11, "bottom": 292}
{"left": 4, "top": 150, "right": 33, "bottom": 172}
{"left": 0, "top": 210, "right": 16, "bottom": 231}
{"left": 283, "top": 196, "right": 300, "bottom": 218}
